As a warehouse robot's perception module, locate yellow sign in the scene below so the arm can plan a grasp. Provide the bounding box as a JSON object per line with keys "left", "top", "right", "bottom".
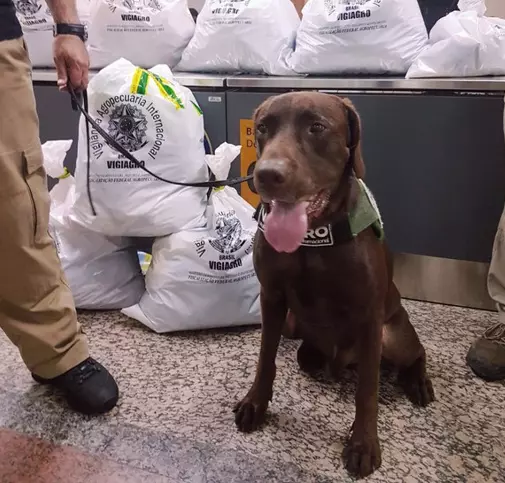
{"left": 239, "top": 119, "right": 260, "bottom": 207}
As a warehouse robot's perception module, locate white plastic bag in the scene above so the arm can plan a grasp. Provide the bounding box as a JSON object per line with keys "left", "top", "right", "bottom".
{"left": 406, "top": 0, "right": 505, "bottom": 78}
{"left": 122, "top": 143, "right": 261, "bottom": 333}
{"left": 43, "top": 140, "right": 145, "bottom": 310}
{"left": 71, "top": 58, "right": 208, "bottom": 237}
{"left": 288, "top": 0, "right": 428, "bottom": 75}
{"left": 14, "top": 0, "right": 90, "bottom": 67}
{"left": 14, "top": 0, "right": 53, "bottom": 67}
{"left": 88, "top": 0, "right": 195, "bottom": 69}
{"left": 177, "top": 0, "right": 299, "bottom": 75}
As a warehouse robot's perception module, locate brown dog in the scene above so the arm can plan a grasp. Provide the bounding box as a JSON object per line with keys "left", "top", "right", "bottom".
{"left": 234, "top": 92, "right": 435, "bottom": 478}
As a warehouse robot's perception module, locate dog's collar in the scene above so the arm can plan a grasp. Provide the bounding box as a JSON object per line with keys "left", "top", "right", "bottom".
{"left": 253, "top": 179, "right": 384, "bottom": 248}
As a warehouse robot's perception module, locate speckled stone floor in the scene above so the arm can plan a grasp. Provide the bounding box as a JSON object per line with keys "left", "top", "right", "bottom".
{"left": 0, "top": 300, "right": 504, "bottom": 482}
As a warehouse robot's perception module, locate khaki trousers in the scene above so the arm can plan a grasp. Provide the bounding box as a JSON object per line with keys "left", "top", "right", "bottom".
{"left": 0, "top": 37, "right": 88, "bottom": 378}
{"left": 488, "top": 99, "right": 505, "bottom": 322}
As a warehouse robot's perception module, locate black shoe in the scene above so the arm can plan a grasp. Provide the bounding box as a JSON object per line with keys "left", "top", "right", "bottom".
{"left": 32, "top": 358, "right": 119, "bottom": 415}
{"left": 466, "top": 323, "right": 505, "bottom": 382}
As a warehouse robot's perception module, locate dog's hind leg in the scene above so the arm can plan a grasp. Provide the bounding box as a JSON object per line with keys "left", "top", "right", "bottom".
{"left": 297, "top": 339, "right": 327, "bottom": 375}
{"left": 382, "top": 293, "right": 435, "bottom": 407}
{"left": 282, "top": 310, "right": 303, "bottom": 339}
{"left": 287, "top": 310, "right": 333, "bottom": 377}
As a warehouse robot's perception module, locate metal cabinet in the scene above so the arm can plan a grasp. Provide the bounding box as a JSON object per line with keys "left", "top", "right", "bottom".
{"left": 193, "top": 90, "right": 227, "bottom": 155}
{"left": 34, "top": 82, "right": 81, "bottom": 175}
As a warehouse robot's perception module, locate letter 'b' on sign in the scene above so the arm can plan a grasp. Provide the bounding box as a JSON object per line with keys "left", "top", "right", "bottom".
{"left": 240, "top": 119, "right": 259, "bottom": 207}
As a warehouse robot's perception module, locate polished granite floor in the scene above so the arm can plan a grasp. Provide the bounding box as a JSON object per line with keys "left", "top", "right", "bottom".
{"left": 0, "top": 300, "right": 504, "bottom": 482}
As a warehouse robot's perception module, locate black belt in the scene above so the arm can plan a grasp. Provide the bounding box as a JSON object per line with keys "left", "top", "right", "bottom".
{"left": 69, "top": 87, "right": 253, "bottom": 216}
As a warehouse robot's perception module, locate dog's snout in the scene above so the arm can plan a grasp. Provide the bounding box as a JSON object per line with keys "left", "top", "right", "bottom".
{"left": 255, "top": 159, "right": 289, "bottom": 189}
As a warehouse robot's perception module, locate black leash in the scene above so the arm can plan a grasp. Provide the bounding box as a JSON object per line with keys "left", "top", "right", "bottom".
{"left": 69, "top": 87, "right": 254, "bottom": 215}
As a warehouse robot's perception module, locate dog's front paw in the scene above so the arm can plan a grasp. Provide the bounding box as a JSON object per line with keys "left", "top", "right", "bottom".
{"left": 233, "top": 394, "right": 268, "bottom": 433}
{"left": 342, "top": 435, "right": 381, "bottom": 478}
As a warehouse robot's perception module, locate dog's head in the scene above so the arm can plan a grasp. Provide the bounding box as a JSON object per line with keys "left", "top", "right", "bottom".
{"left": 253, "top": 92, "right": 364, "bottom": 253}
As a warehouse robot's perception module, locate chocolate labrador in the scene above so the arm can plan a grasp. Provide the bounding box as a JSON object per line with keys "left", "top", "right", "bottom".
{"left": 233, "top": 92, "right": 435, "bottom": 478}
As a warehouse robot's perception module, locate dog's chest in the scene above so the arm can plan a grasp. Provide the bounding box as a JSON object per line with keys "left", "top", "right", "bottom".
{"left": 285, "top": 249, "right": 370, "bottom": 354}
{"left": 289, "top": 247, "right": 369, "bottom": 298}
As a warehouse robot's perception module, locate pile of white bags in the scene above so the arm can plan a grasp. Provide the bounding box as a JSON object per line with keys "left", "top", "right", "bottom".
{"left": 177, "top": 0, "right": 299, "bottom": 75}
{"left": 88, "top": 0, "right": 195, "bottom": 69}
{"left": 43, "top": 140, "right": 145, "bottom": 310}
{"left": 122, "top": 143, "right": 261, "bottom": 333}
{"left": 288, "top": 0, "right": 428, "bottom": 75}
{"left": 38, "top": 60, "right": 263, "bottom": 328}
{"left": 72, "top": 58, "right": 208, "bottom": 237}
{"left": 14, "top": 0, "right": 90, "bottom": 67}
{"left": 407, "top": 0, "right": 505, "bottom": 78}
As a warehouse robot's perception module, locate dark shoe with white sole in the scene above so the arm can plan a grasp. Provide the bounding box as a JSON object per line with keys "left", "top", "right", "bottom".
{"left": 466, "top": 323, "right": 505, "bottom": 382}
{"left": 32, "top": 357, "right": 119, "bottom": 415}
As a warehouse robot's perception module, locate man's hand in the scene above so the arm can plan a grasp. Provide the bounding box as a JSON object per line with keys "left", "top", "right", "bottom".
{"left": 53, "top": 34, "right": 89, "bottom": 92}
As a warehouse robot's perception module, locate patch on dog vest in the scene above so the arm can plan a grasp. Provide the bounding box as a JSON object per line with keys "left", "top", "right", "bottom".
{"left": 255, "top": 180, "right": 384, "bottom": 247}
{"left": 350, "top": 179, "right": 384, "bottom": 241}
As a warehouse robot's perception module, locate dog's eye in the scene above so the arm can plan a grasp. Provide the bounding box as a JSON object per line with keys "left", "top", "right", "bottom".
{"left": 256, "top": 123, "right": 267, "bottom": 135}
{"left": 310, "top": 122, "right": 326, "bottom": 133}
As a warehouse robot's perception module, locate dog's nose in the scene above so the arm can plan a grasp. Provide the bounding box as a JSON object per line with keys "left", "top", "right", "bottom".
{"left": 255, "top": 159, "right": 289, "bottom": 188}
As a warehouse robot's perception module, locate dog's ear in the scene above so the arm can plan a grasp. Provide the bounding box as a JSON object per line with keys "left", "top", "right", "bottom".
{"left": 341, "top": 98, "right": 365, "bottom": 179}
{"left": 252, "top": 103, "right": 264, "bottom": 157}
{"left": 252, "top": 98, "right": 271, "bottom": 157}
{"left": 252, "top": 104, "right": 262, "bottom": 125}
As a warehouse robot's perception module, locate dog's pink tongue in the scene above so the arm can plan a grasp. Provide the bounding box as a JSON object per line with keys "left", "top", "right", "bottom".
{"left": 264, "top": 201, "right": 308, "bottom": 253}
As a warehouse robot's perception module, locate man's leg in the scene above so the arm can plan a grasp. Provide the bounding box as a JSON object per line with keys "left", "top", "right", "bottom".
{"left": 466, "top": 99, "right": 505, "bottom": 381}
{"left": 0, "top": 36, "right": 118, "bottom": 413}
